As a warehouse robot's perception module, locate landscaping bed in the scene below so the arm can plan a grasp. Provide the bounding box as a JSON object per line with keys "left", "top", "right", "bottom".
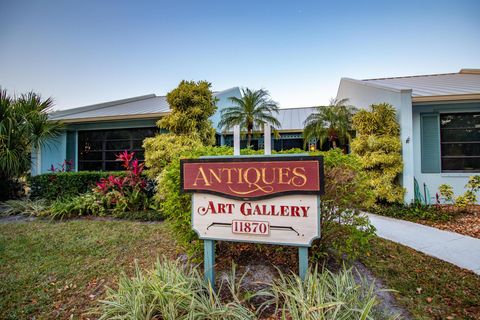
{"left": 422, "top": 212, "right": 480, "bottom": 239}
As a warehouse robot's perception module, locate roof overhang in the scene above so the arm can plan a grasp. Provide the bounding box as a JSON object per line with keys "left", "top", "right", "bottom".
{"left": 412, "top": 94, "right": 480, "bottom": 103}
{"left": 54, "top": 112, "right": 169, "bottom": 124}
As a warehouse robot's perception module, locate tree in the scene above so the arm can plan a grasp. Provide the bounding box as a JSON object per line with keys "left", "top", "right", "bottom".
{"left": 303, "top": 98, "right": 356, "bottom": 150}
{"left": 158, "top": 80, "right": 217, "bottom": 146}
{"left": 0, "top": 88, "right": 63, "bottom": 199}
{"left": 351, "top": 103, "right": 404, "bottom": 203}
{"left": 218, "top": 88, "right": 280, "bottom": 147}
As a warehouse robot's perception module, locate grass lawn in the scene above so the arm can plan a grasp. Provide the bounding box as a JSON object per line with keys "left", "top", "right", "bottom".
{"left": 0, "top": 219, "right": 179, "bottom": 320}
{"left": 363, "top": 237, "right": 480, "bottom": 320}
{"left": 2, "top": 219, "right": 480, "bottom": 320}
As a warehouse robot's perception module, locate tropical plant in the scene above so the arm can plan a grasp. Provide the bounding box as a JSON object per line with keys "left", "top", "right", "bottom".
{"left": 351, "top": 103, "right": 405, "bottom": 203}
{"left": 2, "top": 199, "right": 48, "bottom": 216}
{"left": 260, "top": 266, "right": 390, "bottom": 319}
{"left": 219, "top": 88, "right": 280, "bottom": 148}
{"left": 0, "top": 88, "right": 63, "bottom": 199}
{"left": 157, "top": 80, "right": 217, "bottom": 146}
{"left": 98, "top": 259, "right": 255, "bottom": 320}
{"left": 437, "top": 176, "right": 480, "bottom": 210}
{"left": 303, "top": 98, "right": 356, "bottom": 150}
{"left": 98, "top": 259, "right": 391, "bottom": 319}
{"left": 46, "top": 151, "right": 154, "bottom": 219}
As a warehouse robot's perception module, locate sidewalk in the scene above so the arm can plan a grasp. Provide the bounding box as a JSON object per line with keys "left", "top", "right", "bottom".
{"left": 367, "top": 213, "right": 480, "bottom": 275}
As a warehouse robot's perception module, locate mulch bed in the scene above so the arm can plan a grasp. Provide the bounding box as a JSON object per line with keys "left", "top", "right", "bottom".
{"left": 423, "top": 213, "right": 480, "bottom": 239}
{"left": 415, "top": 204, "right": 480, "bottom": 239}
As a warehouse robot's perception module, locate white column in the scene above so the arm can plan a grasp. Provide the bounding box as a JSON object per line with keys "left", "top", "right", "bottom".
{"left": 264, "top": 124, "right": 271, "bottom": 155}
{"left": 233, "top": 125, "right": 240, "bottom": 156}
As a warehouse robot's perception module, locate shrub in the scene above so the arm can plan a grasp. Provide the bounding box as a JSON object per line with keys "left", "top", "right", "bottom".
{"left": 158, "top": 80, "right": 217, "bottom": 145}
{"left": 98, "top": 259, "right": 255, "bottom": 320}
{"left": 373, "top": 203, "right": 451, "bottom": 222}
{"left": 436, "top": 176, "right": 480, "bottom": 212}
{"left": 143, "top": 133, "right": 204, "bottom": 179}
{"left": 311, "top": 148, "right": 376, "bottom": 261}
{"left": 98, "top": 260, "right": 388, "bottom": 319}
{"left": 261, "top": 266, "right": 386, "bottom": 319}
{"left": 438, "top": 184, "right": 454, "bottom": 203}
{"left": 45, "top": 151, "right": 155, "bottom": 219}
{"left": 2, "top": 199, "right": 48, "bottom": 216}
{"left": 351, "top": 103, "right": 405, "bottom": 203}
{"left": 30, "top": 171, "right": 127, "bottom": 200}
{"left": 156, "top": 144, "right": 374, "bottom": 261}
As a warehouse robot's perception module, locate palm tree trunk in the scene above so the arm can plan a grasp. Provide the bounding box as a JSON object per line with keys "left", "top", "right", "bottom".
{"left": 332, "top": 140, "right": 337, "bottom": 149}
{"left": 247, "top": 130, "right": 252, "bottom": 148}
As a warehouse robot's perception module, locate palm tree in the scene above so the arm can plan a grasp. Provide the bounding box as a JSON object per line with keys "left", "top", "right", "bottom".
{"left": 0, "top": 88, "right": 63, "bottom": 198}
{"left": 219, "top": 88, "right": 281, "bottom": 147}
{"left": 303, "top": 98, "right": 356, "bottom": 150}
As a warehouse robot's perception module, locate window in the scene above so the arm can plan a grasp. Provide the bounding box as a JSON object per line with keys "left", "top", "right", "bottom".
{"left": 440, "top": 112, "right": 480, "bottom": 172}
{"left": 78, "top": 127, "right": 157, "bottom": 171}
{"left": 273, "top": 138, "right": 305, "bottom": 151}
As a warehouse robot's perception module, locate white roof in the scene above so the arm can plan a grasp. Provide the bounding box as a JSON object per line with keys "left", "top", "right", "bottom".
{"left": 49, "top": 87, "right": 240, "bottom": 121}
{"left": 276, "top": 107, "right": 316, "bottom": 131}
{"left": 222, "top": 106, "right": 316, "bottom": 133}
{"left": 362, "top": 69, "right": 480, "bottom": 97}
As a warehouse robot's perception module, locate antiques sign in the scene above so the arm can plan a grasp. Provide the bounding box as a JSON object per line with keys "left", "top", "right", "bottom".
{"left": 181, "top": 156, "right": 324, "bottom": 246}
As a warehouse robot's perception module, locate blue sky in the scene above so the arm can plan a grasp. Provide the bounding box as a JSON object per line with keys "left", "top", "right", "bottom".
{"left": 0, "top": 0, "right": 479, "bottom": 110}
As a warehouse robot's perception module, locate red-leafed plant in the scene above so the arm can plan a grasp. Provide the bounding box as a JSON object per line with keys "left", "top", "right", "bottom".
{"left": 93, "top": 151, "right": 150, "bottom": 212}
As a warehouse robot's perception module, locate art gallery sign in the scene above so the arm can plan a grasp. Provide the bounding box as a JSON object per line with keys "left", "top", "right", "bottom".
{"left": 180, "top": 126, "right": 324, "bottom": 287}
{"left": 181, "top": 157, "right": 324, "bottom": 246}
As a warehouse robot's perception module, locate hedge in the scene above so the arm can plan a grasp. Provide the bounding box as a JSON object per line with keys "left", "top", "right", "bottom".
{"left": 29, "top": 171, "right": 127, "bottom": 200}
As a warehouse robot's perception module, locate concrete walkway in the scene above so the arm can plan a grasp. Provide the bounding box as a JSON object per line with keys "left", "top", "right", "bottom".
{"left": 367, "top": 213, "right": 480, "bottom": 275}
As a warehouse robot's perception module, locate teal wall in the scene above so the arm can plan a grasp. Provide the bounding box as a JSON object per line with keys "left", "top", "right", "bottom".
{"left": 39, "top": 132, "right": 67, "bottom": 173}
{"left": 413, "top": 101, "right": 480, "bottom": 203}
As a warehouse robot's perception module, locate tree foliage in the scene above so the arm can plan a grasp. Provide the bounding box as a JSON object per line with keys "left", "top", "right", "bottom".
{"left": 351, "top": 103, "right": 404, "bottom": 203}
{"left": 218, "top": 88, "right": 280, "bottom": 147}
{"left": 303, "top": 98, "right": 356, "bottom": 149}
{"left": 0, "top": 88, "right": 63, "bottom": 199}
{"left": 158, "top": 80, "right": 217, "bottom": 146}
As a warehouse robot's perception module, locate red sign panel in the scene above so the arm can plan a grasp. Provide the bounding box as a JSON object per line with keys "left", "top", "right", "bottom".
{"left": 181, "top": 156, "right": 324, "bottom": 200}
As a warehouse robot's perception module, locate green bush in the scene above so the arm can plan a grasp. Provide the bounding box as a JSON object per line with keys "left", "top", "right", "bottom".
{"left": 155, "top": 142, "right": 374, "bottom": 261}
{"left": 311, "top": 148, "right": 376, "bottom": 261}
{"left": 29, "top": 171, "right": 127, "bottom": 200}
{"left": 373, "top": 203, "right": 451, "bottom": 222}
{"left": 351, "top": 103, "right": 405, "bottom": 203}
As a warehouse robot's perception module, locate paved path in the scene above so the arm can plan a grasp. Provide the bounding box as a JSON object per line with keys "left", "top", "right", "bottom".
{"left": 367, "top": 213, "right": 480, "bottom": 275}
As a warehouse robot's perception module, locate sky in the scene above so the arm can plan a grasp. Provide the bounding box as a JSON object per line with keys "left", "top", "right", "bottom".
{"left": 0, "top": 0, "right": 479, "bottom": 111}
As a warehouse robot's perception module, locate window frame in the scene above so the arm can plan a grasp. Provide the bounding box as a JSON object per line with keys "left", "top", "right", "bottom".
{"left": 439, "top": 111, "right": 480, "bottom": 173}
{"left": 77, "top": 127, "right": 157, "bottom": 171}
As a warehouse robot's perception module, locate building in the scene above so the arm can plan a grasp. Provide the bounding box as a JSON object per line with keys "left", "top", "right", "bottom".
{"left": 221, "top": 106, "right": 316, "bottom": 151}
{"left": 336, "top": 69, "right": 480, "bottom": 203}
{"left": 31, "top": 87, "right": 243, "bottom": 175}
{"left": 33, "top": 69, "right": 480, "bottom": 204}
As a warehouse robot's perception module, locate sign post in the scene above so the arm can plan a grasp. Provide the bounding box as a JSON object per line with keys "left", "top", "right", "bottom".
{"left": 180, "top": 127, "right": 324, "bottom": 288}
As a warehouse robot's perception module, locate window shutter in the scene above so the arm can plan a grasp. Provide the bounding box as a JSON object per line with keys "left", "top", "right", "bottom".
{"left": 421, "top": 114, "right": 441, "bottom": 173}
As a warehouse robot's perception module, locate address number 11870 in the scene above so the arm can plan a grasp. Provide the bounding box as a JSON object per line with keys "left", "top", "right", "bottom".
{"left": 232, "top": 220, "right": 269, "bottom": 235}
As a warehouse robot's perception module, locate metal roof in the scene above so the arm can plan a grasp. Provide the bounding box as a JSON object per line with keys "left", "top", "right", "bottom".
{"left": 276, "top": 107, "right": 316, "bottom": 131}
{"left": 222, "top": 106, "right": 316, "bottom": 133}
{"left": 49, "top": 87, "right": 240, "bottom": 121}
{"left": 362, "top": 69, "right": 480, "bottom": 97}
